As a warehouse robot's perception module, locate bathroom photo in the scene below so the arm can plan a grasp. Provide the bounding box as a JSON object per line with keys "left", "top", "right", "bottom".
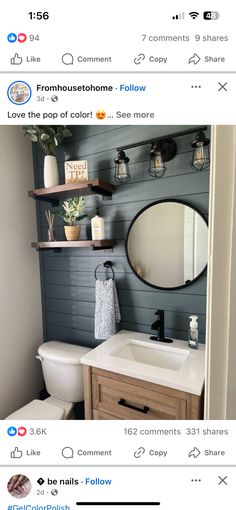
{"left": 1, "top": 124, "right": 235, "bottom": 420}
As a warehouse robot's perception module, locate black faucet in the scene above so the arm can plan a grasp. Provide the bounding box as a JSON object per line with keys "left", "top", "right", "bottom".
{"left": 150, "top": 309, "right": 173, "bottom": 343}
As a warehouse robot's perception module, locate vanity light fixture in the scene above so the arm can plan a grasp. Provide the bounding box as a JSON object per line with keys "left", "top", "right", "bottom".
{"left": 115, "top": 125, "right": 209, "bottom": 183}
{"left": 149, "top": 139, "right": 177, "bottom": 178}
{"left": 190, "top": 130, "right": 210, "bottom": 171}
{"left": 114, "top": 150, "right": 130, "bottom": 183}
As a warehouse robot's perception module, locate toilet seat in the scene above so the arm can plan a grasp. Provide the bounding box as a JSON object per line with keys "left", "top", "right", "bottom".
{"left": 5, "top": 399, "right": 64, "bottom": 420}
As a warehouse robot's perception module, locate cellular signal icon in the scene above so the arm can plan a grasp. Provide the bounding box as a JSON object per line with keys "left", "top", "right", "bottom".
{"left": 172, "top": 12, "right": 185, "bottom": 20}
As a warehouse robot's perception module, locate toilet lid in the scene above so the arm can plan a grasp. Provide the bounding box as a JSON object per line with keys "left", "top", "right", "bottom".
{"left": 5, "top": 400, "right": 64, "bottom": 420}
{"left": 38, "top": 341, "right": 91, "bottom": 364}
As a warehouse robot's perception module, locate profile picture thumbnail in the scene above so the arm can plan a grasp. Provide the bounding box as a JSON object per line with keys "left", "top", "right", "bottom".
{"left": 7, "top": 474, "right": 31, "bottom": 498}
{"left": 7, "top": 81, "right": 32, "bottom": 105}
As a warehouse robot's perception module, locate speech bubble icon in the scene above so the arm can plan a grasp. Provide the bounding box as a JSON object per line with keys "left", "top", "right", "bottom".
{"left": 62, "top": 446, "right": 74, "bottom": 458}
{"left": 62, "top": 53, "right": 74, "bottom": 65}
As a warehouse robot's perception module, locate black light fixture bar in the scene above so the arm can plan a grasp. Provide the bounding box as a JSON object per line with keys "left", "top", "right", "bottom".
{"left": 116, "top": 125, "right": 208, "bottom": 152}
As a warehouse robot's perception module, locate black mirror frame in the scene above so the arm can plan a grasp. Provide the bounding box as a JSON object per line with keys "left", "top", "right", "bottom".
{"left": 125, "top": 198, "right": 208, "bottom": 291}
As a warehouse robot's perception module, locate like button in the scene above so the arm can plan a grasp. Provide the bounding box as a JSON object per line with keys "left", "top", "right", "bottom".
{"left": 10, "top": 447, "right": 23, "bottom": 459}
{"left": 10, "top": 53, "right": 23, "bottom": 65}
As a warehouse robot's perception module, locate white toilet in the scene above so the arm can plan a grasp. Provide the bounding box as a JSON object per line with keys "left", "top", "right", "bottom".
{"left": 5, "top": 341, "right": 91, "bottom": 420}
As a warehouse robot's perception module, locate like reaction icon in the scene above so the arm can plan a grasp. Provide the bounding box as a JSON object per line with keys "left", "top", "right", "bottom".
{"left": 7, "top": 426, "right": 17, "bottom": 437}
{"left": 7, "top": 33, "right": 17, "bottom": 43}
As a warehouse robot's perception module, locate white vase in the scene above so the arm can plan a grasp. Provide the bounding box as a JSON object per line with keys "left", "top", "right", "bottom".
{"left": 43, "top": 155, "right": 59, "bottom": 188}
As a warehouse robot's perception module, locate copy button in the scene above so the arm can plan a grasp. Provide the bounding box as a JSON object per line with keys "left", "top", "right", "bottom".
{"left": 149, "top": 56, "right": 168, "bottom": 64}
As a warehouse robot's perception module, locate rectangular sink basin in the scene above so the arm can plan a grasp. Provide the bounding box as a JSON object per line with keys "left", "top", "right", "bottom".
{"left": 111, "top": 340, "right": 189, "bottom": 371}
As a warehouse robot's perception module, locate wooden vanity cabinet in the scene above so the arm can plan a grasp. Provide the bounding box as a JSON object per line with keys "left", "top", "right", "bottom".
{"left": 83, "top": 366, "right": 204, "bottom": 420}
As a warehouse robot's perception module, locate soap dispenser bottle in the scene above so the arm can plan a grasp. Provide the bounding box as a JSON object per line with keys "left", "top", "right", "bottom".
{"left": 188, "top": 315, "right": 199, "bottom": 349}
{"left": 91, "top": 208, "right": 105, "bottom": 240}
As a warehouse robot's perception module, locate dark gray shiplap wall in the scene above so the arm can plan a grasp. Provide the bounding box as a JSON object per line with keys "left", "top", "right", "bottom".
{"left": 33, "top": 125, "right": 210, "bottom": 347}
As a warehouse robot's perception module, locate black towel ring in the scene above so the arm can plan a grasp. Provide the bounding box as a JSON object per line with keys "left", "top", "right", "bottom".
{"left": 95, "top": 261, "right": 115, "bottom": 280}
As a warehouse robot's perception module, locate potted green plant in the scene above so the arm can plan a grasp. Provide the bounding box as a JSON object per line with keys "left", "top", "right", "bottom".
{"left": 56, "top": 197, "right": 87, "bottom": 241}
{"left": 23, "top": 125, "right": 72, "bottom": 188}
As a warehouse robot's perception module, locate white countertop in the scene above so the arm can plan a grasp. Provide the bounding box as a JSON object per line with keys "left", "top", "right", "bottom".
{"left": 81, "top": 330, "right": 205, "bottom": 396}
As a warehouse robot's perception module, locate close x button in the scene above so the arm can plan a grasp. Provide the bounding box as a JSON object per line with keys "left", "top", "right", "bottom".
{"left": 218, "top": 475, "right": 228, "bottom": 485}
{"left": 218, "top": 82, "right": 228, "bottom": 92}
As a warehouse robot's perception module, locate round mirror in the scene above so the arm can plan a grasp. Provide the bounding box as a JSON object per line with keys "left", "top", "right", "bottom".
{"left": 125, "top": 199, "right": 208, "bottom": 290}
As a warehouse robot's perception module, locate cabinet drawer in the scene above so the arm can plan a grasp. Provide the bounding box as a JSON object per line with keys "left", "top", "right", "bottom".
{"left": 92, "top": 373, "right": 187, "bottom": 420}
{"left": 92, "top": 409, "right": 121, "bottom": 420}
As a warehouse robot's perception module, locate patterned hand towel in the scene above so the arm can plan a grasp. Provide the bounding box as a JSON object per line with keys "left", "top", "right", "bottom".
{"left": 95, "top": 278, "right": 121, "bottom": 340}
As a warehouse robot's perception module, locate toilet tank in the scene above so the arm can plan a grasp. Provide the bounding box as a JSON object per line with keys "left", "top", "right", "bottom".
{"left": 37, "top": 341, "right": 91, "bottom": 403}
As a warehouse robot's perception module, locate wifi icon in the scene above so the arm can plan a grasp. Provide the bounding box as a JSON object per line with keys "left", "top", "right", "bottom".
{"left": 189, "top": 11, "right": 199, "bottom": 19}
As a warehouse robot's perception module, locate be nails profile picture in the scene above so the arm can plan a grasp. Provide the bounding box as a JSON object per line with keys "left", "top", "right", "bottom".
{"left": 7, "top": 474, "right": 31, "bottom": 499}
{"left": 7, "top": 81, "right": 32, "bottom": 105}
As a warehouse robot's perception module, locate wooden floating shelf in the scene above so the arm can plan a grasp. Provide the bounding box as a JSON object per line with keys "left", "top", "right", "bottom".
{"left": 31, "top": 240, "right": 116, "bottom": 251}
{"left": 28, "top": 179, "right": 115, "bottom": 205}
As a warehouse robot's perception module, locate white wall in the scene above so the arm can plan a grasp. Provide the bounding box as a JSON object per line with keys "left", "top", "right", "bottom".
{"left": 205, "top": 125, "right": 236, "bottom": 419}
{"left": 227, "top": 164, "right": 236, "bottom": 418}
{"left": 0, "top": 126, "right": 43, "bottom": 419}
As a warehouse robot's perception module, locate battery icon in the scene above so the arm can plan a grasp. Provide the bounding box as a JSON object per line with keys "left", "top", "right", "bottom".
{"left": 203, "top": 11, "right": 220, "bottom": 20}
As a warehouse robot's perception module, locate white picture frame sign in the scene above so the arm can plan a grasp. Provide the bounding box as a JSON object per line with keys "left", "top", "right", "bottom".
{"left": 64, "top": 160, "right": 88, "bottom": 183}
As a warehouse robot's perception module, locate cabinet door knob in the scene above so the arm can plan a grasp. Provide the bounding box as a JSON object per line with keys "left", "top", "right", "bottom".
{"left": 118, "top": 398, "right": 149, "bottom": 414}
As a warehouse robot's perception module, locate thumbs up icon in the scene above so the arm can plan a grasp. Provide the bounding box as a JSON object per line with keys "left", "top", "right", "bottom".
{"left": 10, "top": 53, "right": 23, "bottom": 65}
{"left": 10, "top": 447, "right": 23, "bottom": 458}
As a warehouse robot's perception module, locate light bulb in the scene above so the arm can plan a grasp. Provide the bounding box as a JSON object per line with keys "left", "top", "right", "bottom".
{"left": 190, "top": 131, "right": 210, "bottom": 171}
{"left": 117, "top": 161, "right": 128, "bottom": 177}
{"left": 193, "top": 143, "right": 206, "bottom": 170}
{"left": 149, "top": 149, "right": 166, "bottom": 178}
{"left": 114, "top": 150, "right": 130, "bottom": 183}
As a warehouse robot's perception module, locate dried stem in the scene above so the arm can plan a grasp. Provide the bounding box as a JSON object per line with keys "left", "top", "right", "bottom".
{"left": 45, "top": 210, "right": 55, "bottom": 229}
